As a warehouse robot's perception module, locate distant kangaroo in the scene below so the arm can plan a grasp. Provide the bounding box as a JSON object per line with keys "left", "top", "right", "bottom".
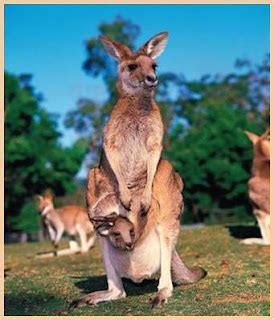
{"left": 36, "top": 191, "right": 96, "bottom": 253}
{"left": 241, "top": 129, "right": 270, "bottom": 245}
{"left": 100, "top": 32, "right": 168, "bottom": 214}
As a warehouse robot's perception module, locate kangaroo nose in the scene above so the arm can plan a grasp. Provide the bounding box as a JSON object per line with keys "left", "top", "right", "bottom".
{"left": 146, "top": 75, "right": 157, "bottom": 83}
{"left": 125, "top": 242, "right": 133, "bottom": 250}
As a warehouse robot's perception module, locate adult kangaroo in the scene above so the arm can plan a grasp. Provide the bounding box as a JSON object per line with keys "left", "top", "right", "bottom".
{"left": 100, "top": 32, "right": 167, "bottom": 214}
{"left": 241, "top": 129, "right": 270, "bottom": 245}
{"left": 70, "top": 33, "right": 206, "bottom": 310}
{"left": 36, "top": 191, "right": 96, "bottom": 253}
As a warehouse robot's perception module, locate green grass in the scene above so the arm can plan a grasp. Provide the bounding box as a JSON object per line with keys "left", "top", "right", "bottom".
{"left": 4, "top": 225, "right": 270, "bottom": 316}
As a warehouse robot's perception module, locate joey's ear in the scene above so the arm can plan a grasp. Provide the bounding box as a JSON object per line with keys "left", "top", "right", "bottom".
{"left": 99, "top": 36, "right": 132, "bottom": 61}
{"left": 91, "top": 213, "right": 118, "bottom": 236}
{"left": 139, "top": 32, "right": 168, "bottom": 59}
{"left": 245, "top": 131, "right": 259, "bottom": 145}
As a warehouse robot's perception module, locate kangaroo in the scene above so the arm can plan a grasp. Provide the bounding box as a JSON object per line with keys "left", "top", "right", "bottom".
{"left": 241, "top": 129, "right": 270, "bottom": 245}
{"left": 70, "top": 160, "right": 207, "bottom": 309}
{"left": 36, "top": 191, "right": 96, "bottom": 253}
{"left": 100, "top": 32, "right": 168, "bottom": 214}
{"left": 92, "top": 213, "right": 135, "bottom": 251}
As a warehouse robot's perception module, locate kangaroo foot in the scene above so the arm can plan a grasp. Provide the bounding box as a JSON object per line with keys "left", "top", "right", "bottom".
{"left": 149, "top": 288, "right": 172, "bottom": 309}
{"left": 240, "top": 238, "right": 269, "bottom": 245}
{"left": 69, "top": 289, "right": 126, "bottom": 310}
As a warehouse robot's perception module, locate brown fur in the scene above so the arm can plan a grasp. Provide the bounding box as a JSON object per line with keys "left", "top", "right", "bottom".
{"left": 91, "top": 213, "right": 135, "bottom": 251}
{"left": 99, "top": 33, "right": 168, "bottom": 213}
{"left": 242, "top": 129, "right": 270, "bottom": 245}
{"left": 36, "top": 191, "right": 95, "bottom": 252}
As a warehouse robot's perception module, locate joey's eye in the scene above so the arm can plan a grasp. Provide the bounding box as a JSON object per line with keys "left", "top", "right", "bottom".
{"left": 130, "top": 229, "right": 135, "bottom": 236}
{"left": 128, "top": 64, "right": 138, "bottom": 71}
{"left": 113, "top": 232, "right": 120, "bottom": 237}
{"left": 152, "top": 63, "right": 158, "bottom": 71}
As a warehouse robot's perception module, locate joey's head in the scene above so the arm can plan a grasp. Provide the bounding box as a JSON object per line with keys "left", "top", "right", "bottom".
{"left": 35, "top": 190, "right": 54, "bottom": 215}
{"left": 245, "top": 129, "right": 270, "bottom": 161}
{"left": 91, "top": 213, "right": 135, "bottom": 251}
{"left": 99, "top": 32, "right": 168, "bottom": 96}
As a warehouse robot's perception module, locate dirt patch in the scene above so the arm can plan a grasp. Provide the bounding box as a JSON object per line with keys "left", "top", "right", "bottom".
{"left": 213, "top": 294, "right": 269, "bottom": 304}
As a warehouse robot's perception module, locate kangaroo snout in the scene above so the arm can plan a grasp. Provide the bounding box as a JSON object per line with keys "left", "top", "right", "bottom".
{"left": 125, "top": 242, "right": 133, "bottom": 250}
{"left": 145, "top": 75, "right": 158, "bottom": 86}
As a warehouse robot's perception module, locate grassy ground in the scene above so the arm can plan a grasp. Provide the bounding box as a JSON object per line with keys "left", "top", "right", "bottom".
{"left": 4, "top": 225, "right": 270, "bottom": 316}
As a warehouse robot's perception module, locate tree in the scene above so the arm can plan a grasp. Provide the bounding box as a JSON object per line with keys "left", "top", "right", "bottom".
{"left": 4, "top": 72, "right": 87, "bottom": 237}
{"left": 164, "top": 56, "right": 269, "bottom": 223}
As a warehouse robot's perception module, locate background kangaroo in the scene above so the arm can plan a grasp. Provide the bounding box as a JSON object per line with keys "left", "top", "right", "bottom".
{"left": 71, "top": 160, "right": 207, "bottom": 309}
{"left": 36, "top": 191, "right": 96, "bottom": 253}
{"left": 100, "top": 32, "right": 167, "bottom": 214}
{"left": 241, "top": 129, "right": 270, "bottom": 245}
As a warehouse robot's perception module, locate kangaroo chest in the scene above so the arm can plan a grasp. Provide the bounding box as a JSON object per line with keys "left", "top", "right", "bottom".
{"left": 104, "top": 105, "right": 163, "bottom": 186}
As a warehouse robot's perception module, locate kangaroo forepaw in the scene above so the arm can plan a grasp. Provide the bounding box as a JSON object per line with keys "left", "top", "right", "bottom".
{"left": 140, "top": 203, "right": 149, "bottom": 217}
{"left": 120, "top": 190, "right": 132, "bottom": 210}
{"left": 140, "top": 193, "right": 152, "bottom": 214}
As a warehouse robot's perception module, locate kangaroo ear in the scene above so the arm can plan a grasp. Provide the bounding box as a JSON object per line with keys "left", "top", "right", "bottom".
{"left": 245, "top": 131, "right": 259, "bottom": 145}
{"left": 43, "top": 189, "right": 54, "bottom": 200}
{"left": 35, "top": 195, "right": 43, "bottom": 202}
{"left": 99, "top": 36, "right": 132, "bottom": 61}
{"left": 260, "top": 140, "right": 270, "bottom": 160}
{"left": 139, "top": 32, "right": 169, "bottom": 59}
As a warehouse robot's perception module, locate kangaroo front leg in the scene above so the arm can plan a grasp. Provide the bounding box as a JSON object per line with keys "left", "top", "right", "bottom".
{"left": 103, "top": 145, "right": 132, "bottom": 209}
{"left": 141, "top": 140, "right": 162, "bottom": 213}
{"left": 86, "top": 234, "right": 96, "bottom": 250}
{"left": 69, "top": 237, "right": 126, "bottom": 310}
{"left": 256, "top": 210, "right": 270, "bottom": 245}
{"left": 53, "top": 225, "right": 64, "bottom": 248}
{"left": 76, "top": 225, "right": 88, "bottom": 253}
{"left": 150, "top": 225, "right": 173, "bottom": 308}
{"left": 47, "top": 224, "right": 56, "bottom": 243}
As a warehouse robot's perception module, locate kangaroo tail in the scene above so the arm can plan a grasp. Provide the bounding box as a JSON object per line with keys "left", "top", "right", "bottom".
{"left": 171, "top": 249, "right": 207, "bottom": 285}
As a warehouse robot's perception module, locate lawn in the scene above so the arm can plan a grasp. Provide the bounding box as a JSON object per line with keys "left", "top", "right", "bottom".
{"left": 4, "top": 225, "right": 270, "bottom": 316}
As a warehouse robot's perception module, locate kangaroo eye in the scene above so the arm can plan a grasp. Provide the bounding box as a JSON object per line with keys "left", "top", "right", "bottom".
{"left": 130, "top": 229, "right": 135, "bottom": 236}
{"left": 128, "top": 64, "right": 138, "bottom": 71}
{"left": 152, "top": 63, "right": 158, "bottom": 70}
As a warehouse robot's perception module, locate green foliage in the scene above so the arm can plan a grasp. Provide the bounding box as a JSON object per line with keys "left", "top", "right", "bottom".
{"left": 83, "top": 16, "right": 140, "bottom": 102}
{"left": 5, "top": 72, "right": 87, "bottom": 235}
{"left": 165, "top": 104, "right": 262, "bottom": 223}
{"left": 11, "top": 200, "right": 40, "bottom": 235}
{"left": 164, "top": 56, "right": 269, "bottom": 223}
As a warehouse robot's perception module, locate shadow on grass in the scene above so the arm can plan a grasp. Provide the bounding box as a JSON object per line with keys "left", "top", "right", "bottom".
{"left": 73, "top": 275, "right": 158, "bottom": 297}
{"left": 226, "top": 225, "right": 262, "bottom": 239}
{"left": 5, "top": 292, "right": 66, "bottom": 316}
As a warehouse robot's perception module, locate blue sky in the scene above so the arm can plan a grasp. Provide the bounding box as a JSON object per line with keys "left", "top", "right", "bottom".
{"left": 5, "top": 4, "right": 270, "bottom": 147}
